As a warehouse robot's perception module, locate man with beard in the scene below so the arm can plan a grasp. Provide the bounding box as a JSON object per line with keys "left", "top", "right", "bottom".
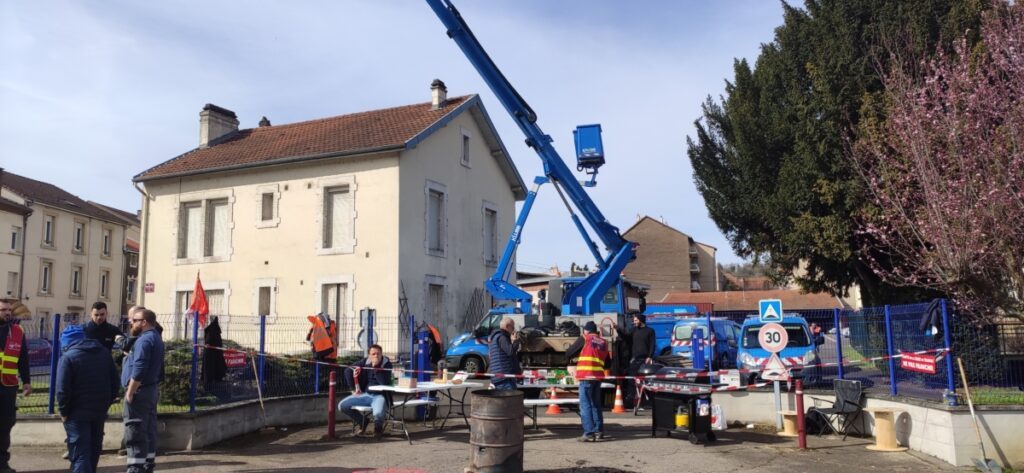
{"left": 0, "top": 300, "right": 31, "bottom": 473}
{"left": 121, "top": 309, "right": 164, "bottom": 473}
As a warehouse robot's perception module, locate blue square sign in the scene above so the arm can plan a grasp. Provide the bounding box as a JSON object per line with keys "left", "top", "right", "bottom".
{"left": 758, "top": 299, "right": 783, "bottom": 323}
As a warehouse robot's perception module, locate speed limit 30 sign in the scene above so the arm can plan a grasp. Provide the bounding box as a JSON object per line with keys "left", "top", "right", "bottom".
{"left": 758, "top": 323, "right": 788, "bottom": 353}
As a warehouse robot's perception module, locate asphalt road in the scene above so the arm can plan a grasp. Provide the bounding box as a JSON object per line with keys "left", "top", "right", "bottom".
{"left": 11, "top": 413, "right": 968, "bottom": 473}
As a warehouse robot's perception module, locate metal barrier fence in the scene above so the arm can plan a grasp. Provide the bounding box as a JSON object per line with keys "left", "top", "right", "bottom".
{"left": 16, "top": 310, "right": 429, "bottom": 416}
{"left": 713, "top": 300, "right": 1023, "bottom": 404}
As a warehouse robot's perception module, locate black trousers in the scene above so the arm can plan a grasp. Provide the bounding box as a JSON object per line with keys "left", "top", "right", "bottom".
{"left": 0, "top": 386, "right": 16, "bottom": 468}
{"left": 624, "top": 358, "right": 646, "bottom": 406}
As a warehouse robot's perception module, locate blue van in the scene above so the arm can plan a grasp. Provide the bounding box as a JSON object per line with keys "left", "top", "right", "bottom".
{"left": 669, "top": 319, "right": 741, "bottom": 370}
{"left": 736, "top": 315, "right": 822, "bottom": 385}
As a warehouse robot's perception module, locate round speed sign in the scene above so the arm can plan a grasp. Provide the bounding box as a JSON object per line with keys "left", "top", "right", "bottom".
{"left": 758, "top": 323, "right": 788, "bottom": 353}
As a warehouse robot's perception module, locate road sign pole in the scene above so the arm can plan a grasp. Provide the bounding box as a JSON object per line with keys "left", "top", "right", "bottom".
{"left": 774, "top": 381, "right": 782, "bottom": 430}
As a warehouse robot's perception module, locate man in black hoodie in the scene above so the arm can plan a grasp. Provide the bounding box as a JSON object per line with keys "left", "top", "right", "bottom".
{"left": 82, "top": 301, "right": 123, "bottom": 351}
{"left": 339, "top": 344, "right": 393, "bottom": 440}
{"left": 56, "top": 324, "right": 119, "bottom": 473}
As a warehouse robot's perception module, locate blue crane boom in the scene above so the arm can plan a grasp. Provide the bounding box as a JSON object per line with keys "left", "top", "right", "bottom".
{"left": 426, "top": 0, "right": 637, "bottom": 314}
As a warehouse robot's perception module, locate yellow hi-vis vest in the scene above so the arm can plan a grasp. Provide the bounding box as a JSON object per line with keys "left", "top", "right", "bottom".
{"left": 1, "top": 324, "right": 24, "bottom": 387}
{"left": 575, "top": 333, "right": 609, "bottom": 381}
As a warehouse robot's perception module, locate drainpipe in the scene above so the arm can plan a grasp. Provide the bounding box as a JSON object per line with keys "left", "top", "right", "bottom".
{"left": 133, "top": 181, "right": 151, "bottom": 306}
{"left": 18, "top": 208, "right": 31, "bottom": 300}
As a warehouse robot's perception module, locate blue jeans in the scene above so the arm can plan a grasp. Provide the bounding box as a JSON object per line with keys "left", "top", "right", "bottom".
{"left": 64, "top": 418, "right": 105, "bottom": 473}
{"left": 579, "top": 381, "right": 604, "bottom": 436}
{"left": 492, "top": 377, "right": 518, "bottom": 391}
{"left": 339, "top": 393, "right": 386, "bottom": 428}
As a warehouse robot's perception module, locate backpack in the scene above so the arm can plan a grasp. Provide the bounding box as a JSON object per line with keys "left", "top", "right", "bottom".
{"left": 804, "top": 409, "right": 829, "bottom": 435}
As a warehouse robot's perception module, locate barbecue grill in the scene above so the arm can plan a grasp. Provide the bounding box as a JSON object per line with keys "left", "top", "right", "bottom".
{"left": 639, "top": 364, "right": 717, "bottom": 444}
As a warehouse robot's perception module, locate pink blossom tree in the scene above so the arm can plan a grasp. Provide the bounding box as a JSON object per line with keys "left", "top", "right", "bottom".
{"left": 854, "top": 2, "right": 1024, "bottom": 323}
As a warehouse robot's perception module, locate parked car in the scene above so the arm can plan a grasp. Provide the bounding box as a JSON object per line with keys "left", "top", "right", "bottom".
{"left": 669, "top": 318, "right": 741, "bottom": 370}
{"left": 737, "top": 315, "right": 822, "bottom": 386}
{"left": 27, "top": 338, "right": 52, "bottom": 367}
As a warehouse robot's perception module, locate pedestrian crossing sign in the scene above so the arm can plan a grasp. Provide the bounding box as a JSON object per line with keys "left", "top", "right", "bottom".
{"left": 759, "top": 299, "right": 783, "bottom": 323}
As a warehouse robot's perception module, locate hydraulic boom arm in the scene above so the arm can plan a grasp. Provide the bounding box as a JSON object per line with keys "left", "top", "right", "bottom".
{"left": 426, "top": 0, "right": 637, "bottom": 314}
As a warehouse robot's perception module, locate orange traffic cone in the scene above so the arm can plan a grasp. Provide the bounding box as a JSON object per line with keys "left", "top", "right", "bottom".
{"left": 546, "top": 386, "right": 563, "bottom": 415}
{"left": 611, "top": 384, "right": 627, "bottom": 414}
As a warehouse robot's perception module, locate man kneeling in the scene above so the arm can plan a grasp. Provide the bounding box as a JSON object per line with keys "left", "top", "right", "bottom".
{"left": 339, "top": 344, "right": 392, "bottom": 439}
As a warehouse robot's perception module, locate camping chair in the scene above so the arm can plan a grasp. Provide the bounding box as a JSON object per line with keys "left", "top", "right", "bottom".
{"left": 807, "top": 379, "right": 865, "bottom": 440}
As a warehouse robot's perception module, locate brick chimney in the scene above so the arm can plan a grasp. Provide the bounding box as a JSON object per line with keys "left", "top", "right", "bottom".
{"left": 431, "top": 79, "right": 447, "bottom": 110}
{"left": 199, "top": 104, "right": 239, "bottom": 148}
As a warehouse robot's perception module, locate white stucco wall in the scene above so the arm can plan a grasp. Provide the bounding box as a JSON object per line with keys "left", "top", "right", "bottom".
{"left": 139, "top": 153, "right": 401, "bottom": 352}
{"left": 398, "top": 112, "right": 517, "bottom": 343}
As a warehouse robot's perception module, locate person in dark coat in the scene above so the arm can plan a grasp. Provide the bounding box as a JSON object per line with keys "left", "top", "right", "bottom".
{"left": 487, "top": 317, "right": 521, "bottom": 391}
{"left": 614, "top": 313, "right": 656, "bottom": 408}
{"left": 201, "top": 316, "right": 227, "bottom": 389}
{"left": 82, "top": 301, "right": 123, "bottom": 351}
{"left": 56, "top": 325, "right": 119, "bottom": 473}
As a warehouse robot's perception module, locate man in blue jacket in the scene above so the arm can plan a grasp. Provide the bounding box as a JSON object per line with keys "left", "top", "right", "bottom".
{"left": 121, "top": 309, "right": 164, "bottom": 473}
{"left": 339, "top": 344, "right": 392, "bottom": 440}
{"left": 488, "top": 317, "right": 521, "bottom": 390}
{"left": 56, "top": 324, "right": 119, "bottom": 473}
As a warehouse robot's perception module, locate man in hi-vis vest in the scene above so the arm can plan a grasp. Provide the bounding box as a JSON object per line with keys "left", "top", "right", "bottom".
{"left": 0, "top": 300, "right": 32, "bottom": 473}
{"left": 306, "top": 313, "right": 338, "bottom": 362}
{"left": 566, "top": 321, "right": 610, "bottom": 443}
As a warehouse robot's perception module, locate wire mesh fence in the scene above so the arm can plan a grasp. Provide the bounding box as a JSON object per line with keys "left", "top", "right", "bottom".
{"left": 15, "top": 310, "right": 430, "bottom": 416}
{"left": 711, "top": 300, "right": 1023, "bottom": 404}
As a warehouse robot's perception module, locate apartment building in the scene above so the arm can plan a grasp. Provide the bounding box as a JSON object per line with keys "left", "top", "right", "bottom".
{"left": 622, "top": 215, "right": 719, "bottom": 302}
{"left": 0, "top": 170, "right": 136, "bottom": 336}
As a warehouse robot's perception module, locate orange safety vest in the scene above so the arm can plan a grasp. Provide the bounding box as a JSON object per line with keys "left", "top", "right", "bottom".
{"left": 575, "top": 333, "right": 609, "bottom": 381}
{"left": 307, "top": 315, "right": 337, "bottom": 360}
{"left": 1, "top": 324, "right": 24, "bottom": 387}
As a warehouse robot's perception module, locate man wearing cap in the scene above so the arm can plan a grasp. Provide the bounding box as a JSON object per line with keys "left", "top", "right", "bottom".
{"left": 56, "top": 325, "right": 119, "bottom": 473}
{"left": 565, "top": 321, "right": 611, "bottom": 442}
{"left": 0, "top": 300, "right": 30, "bottom": 473}
{"left": 613, "top": 313, "right": 656, "bottom": 408}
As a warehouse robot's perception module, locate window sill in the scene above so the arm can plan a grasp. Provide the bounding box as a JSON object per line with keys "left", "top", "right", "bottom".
{"left": 316, "top": 243, "right": 355, "bottom": 256}
{"left": 100, "top": 254, "right": 112, "bottom": 260}
{"left": 256, "top": 219, "right": 281, "bottom": 229}
{"left": 175, "top": 255, "right": 232, "bottom": 265}
{"left": 41, "top": 244, "right": 55, "bottom": 250}
{"left": 72, "top": 249, "right": 85, "bottom": 255}
{"left": 427, "top": 249, "right": 446, "bottom": 258}
{"left": 37, "top": 292, "right": 52, "bottom": 298}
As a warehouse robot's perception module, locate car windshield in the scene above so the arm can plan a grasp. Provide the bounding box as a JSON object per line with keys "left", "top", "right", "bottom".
{"left": 741, "top": 324, "right": 811, "bottom": 348}
{"left": 673, "top": 324, "right": 708, "bottom": 340}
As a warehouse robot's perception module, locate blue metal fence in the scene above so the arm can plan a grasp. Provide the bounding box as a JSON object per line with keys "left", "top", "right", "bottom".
{"left": 711, "top": 299, "right": 1023, "bottom": 404}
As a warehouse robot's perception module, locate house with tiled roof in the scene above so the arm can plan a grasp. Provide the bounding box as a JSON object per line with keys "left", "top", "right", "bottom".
{"left": 621, "top": 216, "right": 719, "bottom": 302}
{"left": 660, "top": 288, "right": 845, "bottom": 311}
{"left": 133, "top": 81, "right": 525, "bottom": 354}
{"left": 0, "top": 168, "right": 138, "bottom": 336}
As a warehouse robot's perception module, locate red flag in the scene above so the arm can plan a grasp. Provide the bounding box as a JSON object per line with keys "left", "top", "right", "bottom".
{"left": 189, "top": 272, "right": 209, "bottom": 327}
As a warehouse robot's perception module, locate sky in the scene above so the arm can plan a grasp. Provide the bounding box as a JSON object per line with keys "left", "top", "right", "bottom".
{"left": 1, "top": 0, "right": 785, "bottom": 273}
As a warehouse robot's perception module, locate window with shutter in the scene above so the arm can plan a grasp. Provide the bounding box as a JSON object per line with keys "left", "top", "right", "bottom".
{"left": 323, "top": 186, "right": 352, "bottom": 250}
{"left": 178, "top": 202, "right": 202, "bottom": 259}
{"left": 261, "top": 193, "right": 274, "bottom": 221}
{"left": 206, "top": 199, "right": 229, "bottom": 257}
{"left": 484, "top": 207, "right": 497, "bottom": 265}
{"left": 427, "top": 189, "right": 445, "bottom": 254}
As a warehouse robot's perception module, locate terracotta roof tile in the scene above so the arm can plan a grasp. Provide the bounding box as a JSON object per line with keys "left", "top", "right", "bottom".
{"left": 661, "top": 288, "right": 843, "bottom": 311}
{"left": 135, "top": 96, "right": 472, "bottom": 181}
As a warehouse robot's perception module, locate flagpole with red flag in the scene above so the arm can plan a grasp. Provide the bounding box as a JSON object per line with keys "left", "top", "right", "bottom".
{"left": 189, "top": 272, "right": 209, "bottom": 327}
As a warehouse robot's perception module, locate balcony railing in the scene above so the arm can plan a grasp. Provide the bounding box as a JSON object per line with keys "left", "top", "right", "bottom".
{"left": 690, "top": 263, "right": 700, "bottom": 273}
{"left": 691, "top": 281, "right": 701, "bottom": 291}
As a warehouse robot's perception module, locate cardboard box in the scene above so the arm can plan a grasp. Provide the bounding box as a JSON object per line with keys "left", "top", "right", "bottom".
{"left": 397, "top": 376, "right": 417, "bottom": 389}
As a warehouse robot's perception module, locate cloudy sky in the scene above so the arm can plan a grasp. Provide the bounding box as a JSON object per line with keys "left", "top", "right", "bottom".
{"left": 1, "top": 0, "right": 784, "bottom": 272}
